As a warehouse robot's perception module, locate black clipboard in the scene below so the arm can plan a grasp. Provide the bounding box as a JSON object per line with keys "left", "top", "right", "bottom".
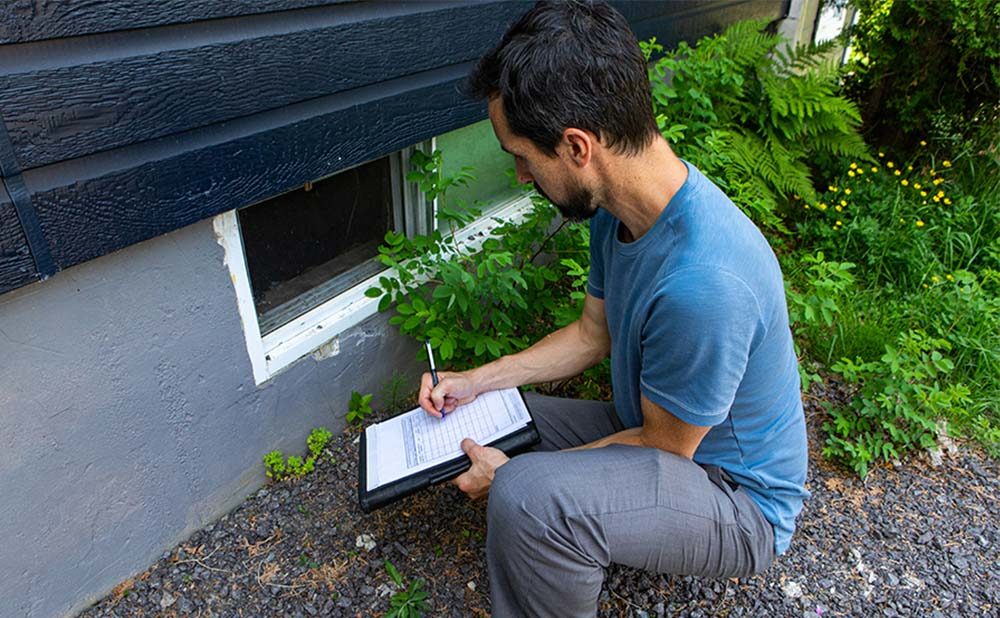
{"left": 357, "top": 388, "right": 540, "bottom": 513}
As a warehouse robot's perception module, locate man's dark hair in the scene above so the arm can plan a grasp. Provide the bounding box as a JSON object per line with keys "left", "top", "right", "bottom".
{"left": 467, "top": 0, "right": 658, "bottom": 157}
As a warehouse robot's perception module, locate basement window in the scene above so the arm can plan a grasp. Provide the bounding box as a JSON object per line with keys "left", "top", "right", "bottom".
{"left": 237, "top": 148, "right": 429, "bottom": 335}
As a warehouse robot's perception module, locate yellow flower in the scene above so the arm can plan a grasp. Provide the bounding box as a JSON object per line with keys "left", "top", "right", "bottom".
{"left": 907, "top": 165, "right": 913, "bottom": 171}
{"left": 933, "top": 196, "right": 941, "bottom": 202}
{"left": 836, "top": 220, "right": 843, "bottom": 226}
{"left": 934, "top": 178, "right": 944, "bottom": 185}
{"left": 920, "top": 191, "right": 927, "bottom": 197}
{"left": 894, "top": 170, "right": 902, "bottom": 176}
{"left": 878, "top": 151, "right": 885, "bottom": 158}
{"left": 818, "top": 203, "right": 828, "bottom": 211}
{"left": 931, "top": 275, "right": 940, "bottom": 283}
{"left": 871, "top": 167, "right": 879, "bottom": 173}
{"left": 943, "top": 160, "right": 952, "bottom": 167}
{"left": 844, "top": 188, "right": 852, "bottom": 195}
{"left": 914, "top": 182, "right": 922, "bottom": 189}
{"left": 848, "top": 170, "right": 856, "bottom": 177}
{"left": 920, "top": 140, "right": 927, "bottom": 146}
{"left": 936, "top": 190, "right": 945, "bottom": 197}
{"left": 840, "top": 200, "right": 847, "bottom": 207}
{"left": 923, "top": 283, "right": 929, "bottom": 288}
{"left": 804, "top": 204, "right": 810, "bottom": 209}
{"left": 944, "top": 198, "right": 952, "bottom": 205}
{"left": 946, "top": 274, "right": 954, "bottom": 281}
{"left": 901, "top": 179, "right": 909, "bottom": 186}
{"left": 850, "top": 162, "right": 858, "bottom": 169}
{"left": 916, "top": 220, "right": 925, "bottom": 227}
{"left": 887, "top": 161, "right": 895, "bottom": 168}
{"left": 835, "top": 205, "right": 843, "bottom": 212}
{"left": 899, "top": 218, "right": 906, "bottom": 223}
{"left": 829, "top": 186, "right": 838, "bottom": 192}
{"left": 857, "top": 168, "right": 864, "bottom": 175}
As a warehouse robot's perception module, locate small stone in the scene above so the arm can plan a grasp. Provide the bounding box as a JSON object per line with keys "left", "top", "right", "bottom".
{"left": 355, "top": 534, "right": 376, "bottom": 551}
{"left": 781, "top": 580, "right": 804, "bottom": 599}
{"left": 159, "top": 592, "right": 176, "bottom": 609}
{"left": 467, "top": 581, "right": 476, "bottom": 592}
{"left": 337, "top": 596, "right": 352, "bottom": 608}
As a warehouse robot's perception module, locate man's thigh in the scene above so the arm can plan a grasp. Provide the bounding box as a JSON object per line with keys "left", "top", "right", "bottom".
{"left": 523, "top": 392, "right": 623, "bottom": 451}
{"left": 493, "top": 443, "right": 774, "bottom": 578}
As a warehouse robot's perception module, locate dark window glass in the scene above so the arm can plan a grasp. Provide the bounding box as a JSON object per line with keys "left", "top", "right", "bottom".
{"left": 238, "top": 156, "right": 395, "bottom": 334}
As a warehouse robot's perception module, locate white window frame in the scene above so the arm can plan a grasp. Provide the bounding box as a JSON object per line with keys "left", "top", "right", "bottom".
{"left": 214, "top": 139, "right": 534, "bottom": 385}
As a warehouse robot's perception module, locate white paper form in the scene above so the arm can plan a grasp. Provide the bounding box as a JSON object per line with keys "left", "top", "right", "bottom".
{"left": 365, "top": 388, "right": 530, "bottom": 491}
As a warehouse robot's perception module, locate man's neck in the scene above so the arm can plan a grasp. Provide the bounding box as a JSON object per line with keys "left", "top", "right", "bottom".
{"left": 597, "top": 138, "right": 687, "bottom": 243}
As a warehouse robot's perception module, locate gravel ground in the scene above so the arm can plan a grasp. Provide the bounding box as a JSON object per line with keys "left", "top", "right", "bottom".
{"left": 79, "top": 379, "right": 999, "bottom": 617}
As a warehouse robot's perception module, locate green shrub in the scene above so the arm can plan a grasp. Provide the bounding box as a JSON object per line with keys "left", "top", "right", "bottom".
{"left": 783, "top": 251, "right": 857, "bottom": 389}
{"left": 795, "top": 149, "right": 997, "bottom": 290}
{"left": 794, "top": 146, "right": 1000, "bottom": 458}
{"left": 366, "top": 151, "right": 588, "bottom": 370}
{"left": 825, "top": 330, "right": 971, "bottom": 477}
{"left": 844, "top": 0, "right": 1000, "bottom": 161}
{"left": 643, "top": 19, "right": 869, "bottom": 232}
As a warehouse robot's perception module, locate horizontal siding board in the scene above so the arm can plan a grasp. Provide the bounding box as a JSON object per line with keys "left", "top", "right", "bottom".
{"left": 0, "top": 182, "right": 39, "bottom": 293}
{"left": 26, "top": 73, "right": 483, "bottom": 269}
{"left": 1, "top": 2, "right": 525, "bottom": 169}
{"left": 624, "top": 0, "right": 787, "bottom": 45}
{"left": 0, "top": 0, "right": 353, "bottom": 44}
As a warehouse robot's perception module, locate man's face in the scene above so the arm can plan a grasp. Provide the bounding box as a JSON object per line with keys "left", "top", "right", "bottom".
{"left": 488, "top": 98, "right": 597, "bottom": 221}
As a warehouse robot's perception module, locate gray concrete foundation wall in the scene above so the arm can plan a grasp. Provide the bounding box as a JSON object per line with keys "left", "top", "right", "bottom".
{"left": 0, "top": 219, "right": 420, "bottom": 618}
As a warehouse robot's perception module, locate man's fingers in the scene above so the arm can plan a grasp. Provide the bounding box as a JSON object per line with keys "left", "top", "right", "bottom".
{"left": 460, "top": 438, "right": 481, "bottom": 459}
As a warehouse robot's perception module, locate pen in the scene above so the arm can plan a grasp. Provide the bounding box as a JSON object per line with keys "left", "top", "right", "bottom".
{"left": 424, "top": 339, "right": 445, "bottom": 418}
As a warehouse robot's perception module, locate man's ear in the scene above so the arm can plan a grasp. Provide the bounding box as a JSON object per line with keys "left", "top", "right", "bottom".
{"left": 562, "top": 128, "right": 593, "bottom": 168}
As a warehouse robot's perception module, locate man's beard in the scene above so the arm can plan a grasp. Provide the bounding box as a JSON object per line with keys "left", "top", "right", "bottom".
{"left": 535, "top": 181, "right": 597, "bottom": 222}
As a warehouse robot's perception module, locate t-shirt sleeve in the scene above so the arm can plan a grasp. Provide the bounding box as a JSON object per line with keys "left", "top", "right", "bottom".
{"left": 587, "top": 216, "right": 606, "bottom": 299}
{"left": 639, "top": 267, "right": 764, "bottom": 427}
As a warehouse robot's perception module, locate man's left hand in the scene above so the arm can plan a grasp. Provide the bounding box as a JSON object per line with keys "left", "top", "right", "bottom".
{"left": 453, "top": 438, "right": 509, "bottom": 499}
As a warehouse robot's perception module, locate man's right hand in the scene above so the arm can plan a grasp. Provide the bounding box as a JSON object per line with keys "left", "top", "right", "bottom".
{"left": 418, "top": 371, "right": 479, "bottom": 417}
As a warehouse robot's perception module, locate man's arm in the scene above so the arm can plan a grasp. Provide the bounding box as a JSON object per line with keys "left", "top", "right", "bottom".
{"left": 419, "top": 292, "right": 610, "bottom": 416}
{"left": 571, "top": 394, "right": 711, "bottom": 459}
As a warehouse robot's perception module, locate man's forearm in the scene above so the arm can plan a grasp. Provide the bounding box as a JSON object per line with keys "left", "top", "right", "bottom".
{"left": 466, "top": 319, "right": 608, "bottom": 393}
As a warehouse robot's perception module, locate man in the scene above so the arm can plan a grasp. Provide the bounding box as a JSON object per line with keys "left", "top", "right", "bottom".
{"left": 417, "top": 2, "right": 809, "bottom": 616}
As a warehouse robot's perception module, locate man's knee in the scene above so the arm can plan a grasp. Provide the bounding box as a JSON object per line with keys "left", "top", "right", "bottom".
{"left": 488, "top": 452, "right": 562, "bottom": 527}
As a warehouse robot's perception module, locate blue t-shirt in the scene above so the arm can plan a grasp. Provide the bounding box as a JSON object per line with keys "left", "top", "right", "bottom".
{"left": 587, "top": 160, "right": 809, "bottom": 555}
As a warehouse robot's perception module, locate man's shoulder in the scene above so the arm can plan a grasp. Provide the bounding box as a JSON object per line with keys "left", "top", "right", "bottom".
{"left": 648, "top": 265, "right": 763, "bottom": 319}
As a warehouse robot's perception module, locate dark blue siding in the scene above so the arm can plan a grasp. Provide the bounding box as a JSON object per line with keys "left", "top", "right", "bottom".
{"left": 0, "top": 0, "right": 786, "bottom": 295}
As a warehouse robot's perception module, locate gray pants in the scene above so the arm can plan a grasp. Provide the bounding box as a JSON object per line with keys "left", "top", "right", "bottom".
{"left": 486, "top": 393, "right": 775, "bottom": 617}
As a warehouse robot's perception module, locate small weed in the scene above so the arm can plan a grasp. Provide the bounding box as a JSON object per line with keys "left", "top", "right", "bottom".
{"left": 347, "top": 391, "right": 374, "bottom": 425}
{"left": 263, "top": 427, "right": 331, "bottom": 481}
{"left": 299, "top": 554, "right": 320, "bottom": 569}
{"left": 385, "top": 560, "right": 430, "bottom": 618}
{"left": 380, "top": 372, "right": 411, "bottom": 412}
